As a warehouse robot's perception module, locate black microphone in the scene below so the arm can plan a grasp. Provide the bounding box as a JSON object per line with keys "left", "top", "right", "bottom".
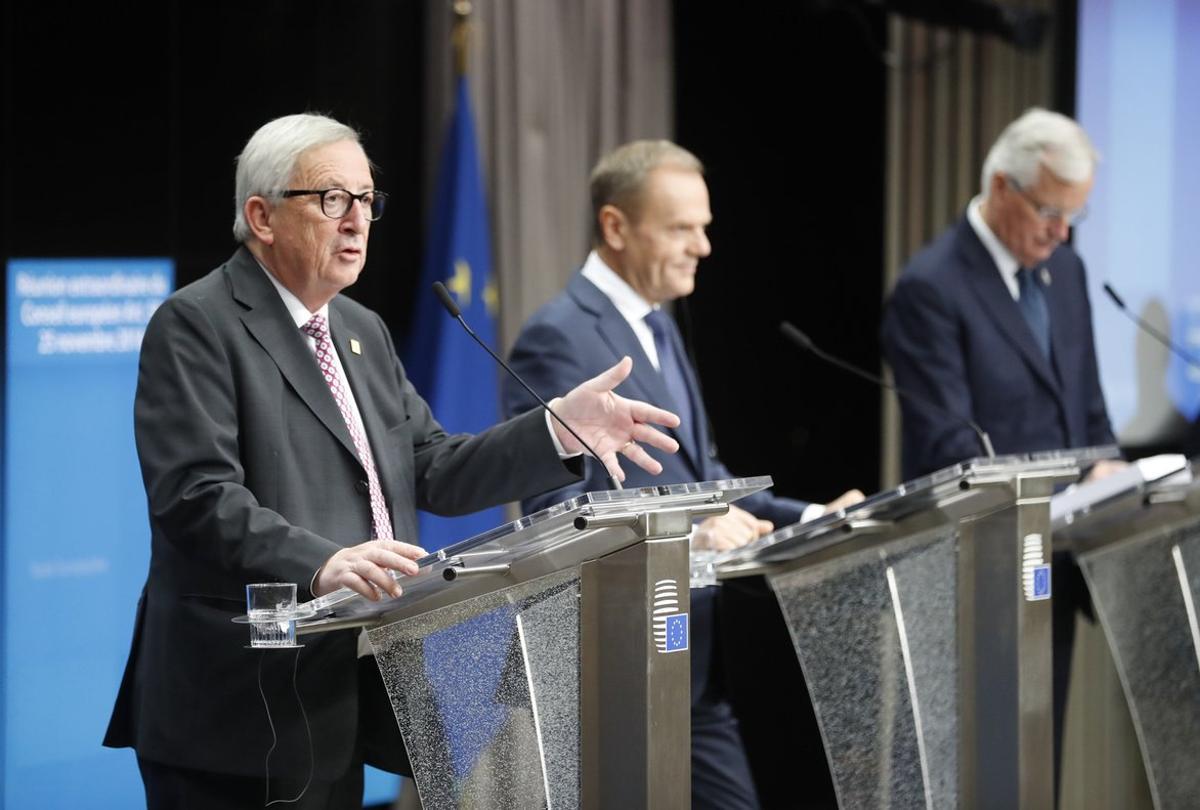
{"left": 1102, "top": 282, "right": 1200, "bottom": 372}
{"left": 779, "top": 321, "right": 996, "bottom": 460}
{"left": 431, "top": 281, "right": 622, "bottom": 489}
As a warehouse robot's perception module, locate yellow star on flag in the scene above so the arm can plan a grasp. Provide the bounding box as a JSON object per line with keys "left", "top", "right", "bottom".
{"left": 447, "top": 259, "right": 471, "bottom": 307}
{"left": 483, "top": 274, "right": 499, "bottom": 318}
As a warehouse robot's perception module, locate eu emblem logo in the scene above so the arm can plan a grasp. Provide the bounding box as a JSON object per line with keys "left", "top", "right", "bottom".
{"left": 1031, "top": 565, "right": 1051, "bottom": 600}
{"left": 664, "top": 613, "right": 688, "bottom": 652}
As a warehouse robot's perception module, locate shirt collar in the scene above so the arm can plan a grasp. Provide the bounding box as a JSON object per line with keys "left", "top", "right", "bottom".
{"left": 967, "top": 195, "right": 1022, "bottom": 291}
{"left": 580, "top": 250, "right": 658, "bottom": 323}
{"left": 253, "top": 258, "right": 330, "bottom": 327}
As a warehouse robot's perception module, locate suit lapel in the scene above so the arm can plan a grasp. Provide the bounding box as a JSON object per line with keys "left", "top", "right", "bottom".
{"left": 570, "top": 274, "right": 706, "bottom": 475}
{"left": 957, "top": 222, "right": 1062, "bottom": 397}
{"left": 229, "top": 250, "right": 360, "bottom": 463}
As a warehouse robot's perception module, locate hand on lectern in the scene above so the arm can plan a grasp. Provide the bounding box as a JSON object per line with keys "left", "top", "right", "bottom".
{"left": 822, "top": 488, "right": 866, "bottom": 515}
{"left": 313, "top": 539, "right": 427, "bottom": 599}
{"left": 549, "top": 356, "right": 680, "bottom": 482}
{"left": 693, "top": 504, "right": 775, "bottom": 552}
{"left": 1082, "top": 459, "right": 1128, "bottom": 483}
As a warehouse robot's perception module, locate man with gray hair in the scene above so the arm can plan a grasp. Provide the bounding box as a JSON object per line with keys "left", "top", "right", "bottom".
{"left": 104, "top": 114, "right": 682, "bottom": 808}
{"left": 883, "top": 107, "right": 1115, "bottom": 476}
{"left": 881, "top": 107, "right": 1119, "bottom": 799}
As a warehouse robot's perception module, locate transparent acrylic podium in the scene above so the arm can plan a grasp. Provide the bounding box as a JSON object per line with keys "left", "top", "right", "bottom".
{"left": 714, "top": 450, "right": 1116, "bottom": 810}
{"left": 240, "top": 477, "right": 768, "bottom": 810}
{"left": 1052, "top": 456, "right": 1200, "bottom": 810}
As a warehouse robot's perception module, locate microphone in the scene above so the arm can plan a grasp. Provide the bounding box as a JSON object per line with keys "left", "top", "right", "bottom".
{"left": 431, "top": 281, "right": 622, "bottom": 489}
{"left": 779, "top": 321, "right": 996, "bottom": 460}
{"left": 1102, "top": 282, "right": 1200, "bottom": 372}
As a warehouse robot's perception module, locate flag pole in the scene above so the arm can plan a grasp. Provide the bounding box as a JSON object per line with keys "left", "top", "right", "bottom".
{"left": 452, "top": 1, "right": 471, "bottom": 78}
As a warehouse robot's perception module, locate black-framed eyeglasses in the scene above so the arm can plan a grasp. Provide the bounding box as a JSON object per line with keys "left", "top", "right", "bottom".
{"left": 280, "top": 188, "right": 387, "bottom": 221}
{"left": 1006, "top": 176, "right": 1087, "bottom": 226}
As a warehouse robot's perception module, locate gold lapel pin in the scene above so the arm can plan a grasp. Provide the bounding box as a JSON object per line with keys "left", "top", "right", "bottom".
{"left": 349, "top": 339, "right": 362, "bottom": 355}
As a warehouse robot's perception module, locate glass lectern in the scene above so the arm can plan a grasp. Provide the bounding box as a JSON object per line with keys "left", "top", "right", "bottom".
{"left": 1053, "top": 456, "right": 1199, "bottom": 810}
{"left": 714, "top": 451, "right": 1118, "bottom": 810}
{"left": 239, "top": 477, "right": 770, "bottom": 809}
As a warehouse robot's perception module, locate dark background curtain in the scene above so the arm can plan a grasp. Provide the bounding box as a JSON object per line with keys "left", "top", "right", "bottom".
{"left": 3, "top": 0, "right": 427, "bottom": 336}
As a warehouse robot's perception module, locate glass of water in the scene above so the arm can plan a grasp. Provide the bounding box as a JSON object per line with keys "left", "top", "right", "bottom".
{"left": 246, "top": 582, "right": 299, "bottom": 648}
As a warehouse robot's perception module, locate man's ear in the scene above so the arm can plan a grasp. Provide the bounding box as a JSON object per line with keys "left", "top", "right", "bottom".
{"left": 244, "top": 196, "right": 275, "bottom": 245}
{"left": 989, "top": 172, "right": 1008, "bottom": 198}
{"left": 598, "top": 204, "right": 628, "bottom": 251}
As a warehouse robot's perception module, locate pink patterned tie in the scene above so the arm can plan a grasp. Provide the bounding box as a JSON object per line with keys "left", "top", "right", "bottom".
{"left": 301, "top": 314, "right": 394, "bottom": 540}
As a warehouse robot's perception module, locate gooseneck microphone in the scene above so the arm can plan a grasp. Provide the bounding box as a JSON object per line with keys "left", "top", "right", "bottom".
{"left": 779, "top": 321, "right": 996, "bottom": 460}
{"left": 431, "top": 281, "right": 622, "bottom": 489}
{"left": 1102, "top": 282, "right": 1200, "bottom": 372}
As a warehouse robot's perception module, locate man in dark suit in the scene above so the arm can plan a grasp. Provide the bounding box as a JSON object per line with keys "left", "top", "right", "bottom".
{"left": 882, "top": 107, "right": 1117, "bottom": 478}
{"left": 503, "top": 140, "right": 861, "bottom": 809}
{"left": 103, "top": 114, "right": 681, "bottom": 809}
{"left": 881, "top": 107, "right": 1123, "bottom": 801}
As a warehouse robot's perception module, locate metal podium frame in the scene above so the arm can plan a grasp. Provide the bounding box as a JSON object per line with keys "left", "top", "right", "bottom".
{"left": 241, "top": 477, "right": 771, "bottom": 809}
{"left": 714, "top": 451, "right": 1116, "bottom": 809}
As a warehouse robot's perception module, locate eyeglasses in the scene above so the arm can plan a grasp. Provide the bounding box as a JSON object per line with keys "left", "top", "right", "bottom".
{"left": 280, "top": 188, "right": 387, "bottom": 221}
{"left": 1006, "top": 176, "right": 1087, "bottom": 226}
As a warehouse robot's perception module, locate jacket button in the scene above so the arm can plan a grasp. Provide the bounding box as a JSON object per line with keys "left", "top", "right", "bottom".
{"left": 355, "top": 480, "right": 369, "bottom": 494}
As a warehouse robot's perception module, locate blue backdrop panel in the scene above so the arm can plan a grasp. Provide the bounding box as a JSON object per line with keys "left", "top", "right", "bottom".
{"left": 1077, "top": 0, "right": 1200, "bottom": 442}
{"left": 3, "top": 258, "right": 172, "bottom": 809}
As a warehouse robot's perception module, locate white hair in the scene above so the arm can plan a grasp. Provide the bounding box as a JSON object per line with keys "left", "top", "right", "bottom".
{"left": 980, "top": 107, "right": 1099, "bottom": 197}
{"left": 232, "top": 113, "right": 362, "bottom": 242}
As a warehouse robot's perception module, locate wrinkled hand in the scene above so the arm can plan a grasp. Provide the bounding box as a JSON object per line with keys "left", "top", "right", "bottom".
{"left": 693, "top": 504, "right": 775, "bottom": 552}
{"left": 1083, "top": 458, "right": 1128, "bottom": 483}
{"left": 313, "top": 539, "right": 427, "bottom": 600}
{"left": 550, "top": 356, "right": 681, "bottom": 482}
{"left": 822, "top": 488, "right": 866, "bottom": 515}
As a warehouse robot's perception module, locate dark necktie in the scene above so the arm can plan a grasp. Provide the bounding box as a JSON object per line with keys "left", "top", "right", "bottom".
{"left": 1017, "top": 268, "right": 1052, "bottom": 360}
{"left": 301, "top": 314, "right": 394, "bottom": 540}
{"left": 644, "top": 309, "right": 698, "bottom": 461}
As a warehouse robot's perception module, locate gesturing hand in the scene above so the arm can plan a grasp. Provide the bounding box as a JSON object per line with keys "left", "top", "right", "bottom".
{"left": 313, "top": 539, "right": 427, "bottom": 600}
{"left": 550, "top": 356, "right": 681, "bottom": 482}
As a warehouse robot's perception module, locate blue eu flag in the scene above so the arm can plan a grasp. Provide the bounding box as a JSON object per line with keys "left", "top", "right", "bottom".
{"left": 665, "top": 613, "right": 689, "bottom": 652}
{"left": 404, "top": 76, "right": 504, "bottom": 551}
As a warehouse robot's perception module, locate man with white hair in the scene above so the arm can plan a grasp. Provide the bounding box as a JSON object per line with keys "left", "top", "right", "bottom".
{"left": 883, "top": 106, "right": 1115, "bottom": 478}
{"left": 104, "top": 113, "right": 681, "bottom": 808}
{"left": 881, "top": 107, "right": 1118, "bottom": 800}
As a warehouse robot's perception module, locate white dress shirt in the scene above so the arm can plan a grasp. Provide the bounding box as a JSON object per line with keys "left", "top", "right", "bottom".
{"left": 258, "top": 262, "right": 372, "bottom": 438}
{"left": 580, "top": 251, "right": 825, "bottom": 524}
{"left": 581, "top": 250, "right": 665, "bottom": 369}
{"left": 967, "top": 196, "right": 1022, "bottom": 301}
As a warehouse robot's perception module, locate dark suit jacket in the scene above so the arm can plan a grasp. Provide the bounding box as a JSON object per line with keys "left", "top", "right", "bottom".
{"left": 501, "top": 271, "right": 808, "bottom": 704}
{"left": 104, "top": 247, "right": 578, "bottom": 779}
{"left": 503, "top": 271, "right": 807, "bottom": 525}
{"left": 881, "top": 216, "right": 1115, "bottom": 480}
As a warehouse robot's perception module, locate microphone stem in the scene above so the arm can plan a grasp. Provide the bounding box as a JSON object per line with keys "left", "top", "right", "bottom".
{"left": 978, "top": 431, "right": 995, "bottom": 460}
{"left": 784, "top": 324, "right": 995, "bottom": 461}
{"left": 1105, "top": 282, "right": 1200, "bottom": 371}
{"left": 454, "top": 316, "right": 623, "bottom": 490}
{"left": 1121, "top": 310, "right": 1200, "bottom": 371}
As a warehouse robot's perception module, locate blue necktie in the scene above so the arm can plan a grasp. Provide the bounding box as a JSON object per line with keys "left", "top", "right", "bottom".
{"left": 644, "top": 309, "right": 699, "bottom": 460}
{"left": 1017, "top": 268, "right": 1052, "bottom": 360}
